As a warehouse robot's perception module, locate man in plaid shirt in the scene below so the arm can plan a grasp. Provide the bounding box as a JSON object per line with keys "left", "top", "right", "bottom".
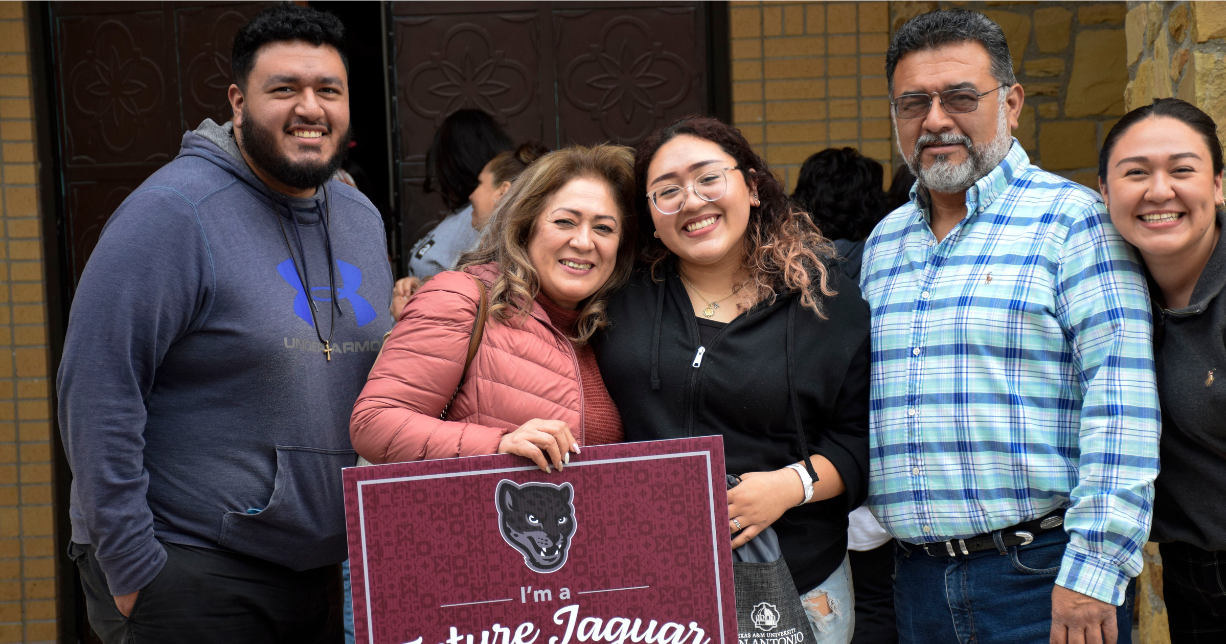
{"left": 860, "top": 10, "right": 1160, "bottom": 644}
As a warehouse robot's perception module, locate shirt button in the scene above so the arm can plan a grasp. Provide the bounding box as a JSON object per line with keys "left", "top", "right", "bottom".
{"left": 908, "top": 408, "right": 916, "bottom": 417}
{"left": 912, "top": 467, "right": 920, "bottom": 476}
{"left": 923, "top": 525, "right": 932, "bottom": 533}
{"left": 912, "top": 347, "right": 921, "bottom": 356}
{"left": 921, "top": 291, "right": 931, "bottom": 299}
{"left": 928, "top": 239, "right": 935, "bottom": 247}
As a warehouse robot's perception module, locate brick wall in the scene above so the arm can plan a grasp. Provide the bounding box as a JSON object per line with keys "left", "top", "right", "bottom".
{"left": 730, "top": 1, "right": 894, "bottom": 191}
{"left": 0, "top": 3, "right": 56, "bottom": 644}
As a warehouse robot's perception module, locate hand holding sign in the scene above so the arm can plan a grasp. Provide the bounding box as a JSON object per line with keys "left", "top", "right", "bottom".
{"left": 497, "top": 419, "right": 579, "bottom": 473}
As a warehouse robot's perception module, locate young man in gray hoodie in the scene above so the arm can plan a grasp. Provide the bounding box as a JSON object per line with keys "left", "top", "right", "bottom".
{"left": 56, "top": 5, "right": 392, "bottom": 642}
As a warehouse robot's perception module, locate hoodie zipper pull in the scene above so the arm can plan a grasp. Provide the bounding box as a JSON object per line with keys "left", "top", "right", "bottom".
{"left": 692, "top": 346, "right": 706, "bottom": 368}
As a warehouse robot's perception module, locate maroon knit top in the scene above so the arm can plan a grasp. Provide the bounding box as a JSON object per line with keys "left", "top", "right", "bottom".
{"left": 536, "top": 294, "right": 624, "bottom": 446}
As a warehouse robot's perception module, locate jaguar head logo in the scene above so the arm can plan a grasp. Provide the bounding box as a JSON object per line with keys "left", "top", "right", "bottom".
{"left": 495, "top": 480, "right": 577, "bottom": 573}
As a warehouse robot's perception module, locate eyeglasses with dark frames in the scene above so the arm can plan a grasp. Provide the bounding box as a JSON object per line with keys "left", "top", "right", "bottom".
{"left": 891, "top": 84, "right": 1008, "bottom": 120}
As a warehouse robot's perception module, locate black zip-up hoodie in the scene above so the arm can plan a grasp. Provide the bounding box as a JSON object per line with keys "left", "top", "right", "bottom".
{"left": 1149, "top": 207, "right": 1226, "bottom": 552}
{"left": 595, "top": 259, "right": 871, "bottom": 594}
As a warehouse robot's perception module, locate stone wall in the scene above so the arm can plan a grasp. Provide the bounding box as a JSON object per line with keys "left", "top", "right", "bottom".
{"left": 1125, "top": 1, "right": 1226, "bottom": 139}
{"left": 889, "top": 2, "right": 1130, "bottom": 189}
{"left": 0, "top": 4, "right": 55, "bottom": 644}
{"left": 730, "top": 1, "right": 895, "bottom": 190}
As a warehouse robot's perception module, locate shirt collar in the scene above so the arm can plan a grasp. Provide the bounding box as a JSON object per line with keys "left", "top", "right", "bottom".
{"left": 908, "top": 138, "right": 1030, "bottom": 221}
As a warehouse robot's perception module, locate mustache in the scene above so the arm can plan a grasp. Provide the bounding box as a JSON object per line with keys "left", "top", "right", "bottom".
{"left": 914, "top": 132, "right": 973, "bottom": 156}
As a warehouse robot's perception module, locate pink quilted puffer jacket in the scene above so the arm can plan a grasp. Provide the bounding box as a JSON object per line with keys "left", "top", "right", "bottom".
{"left": 350, "top": 263, "right": 584, "bottom": 464}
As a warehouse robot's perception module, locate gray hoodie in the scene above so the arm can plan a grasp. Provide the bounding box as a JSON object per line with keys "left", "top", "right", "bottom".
{"left": 57, "top": 119, "right": 393, "bottom": 595}
{"left": 1150, "top": 207, "right": 1226, "bottom": 552}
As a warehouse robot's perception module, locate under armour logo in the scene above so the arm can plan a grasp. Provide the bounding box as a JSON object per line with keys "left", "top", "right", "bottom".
{"left": 277, "top": 259, "right": 378, "bottom": 328}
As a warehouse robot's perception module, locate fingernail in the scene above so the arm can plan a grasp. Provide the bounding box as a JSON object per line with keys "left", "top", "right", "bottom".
{"left": 564, "top": 452, "right": 570, "bottom": 464}
{"left": 545, "top": 465, "right": 552, "bottom": 474}
{"left": 573, "top": 445, "right": 581, "bottom": 454}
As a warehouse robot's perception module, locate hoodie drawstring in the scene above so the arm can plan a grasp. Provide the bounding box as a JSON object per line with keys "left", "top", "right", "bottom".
{"left": 650, "top": 274, "right": 666, "bottom": 391}
{"left": 320, "top": 184, "right": 342, "bottom": 316}
{"left": 786, "top": 298, "right": 821, "bottom": 483}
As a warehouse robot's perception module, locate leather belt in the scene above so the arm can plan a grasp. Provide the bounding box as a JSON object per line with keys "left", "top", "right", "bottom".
{"left": 919, "top": 509, "right": 1067, "bottom": 557}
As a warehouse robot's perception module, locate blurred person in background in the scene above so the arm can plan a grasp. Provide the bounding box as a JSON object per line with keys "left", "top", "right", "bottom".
{"left": 791, "top": 147, "right": 888, "bottom": 283}
{"left": 390, "top": 140, "right": 550, "bottom": 320}
{"left": 886, "top": 164, "right": 917, "bottom": 212}
{"left": 405, "top": 109, "right": 512, "bottom": 280}
{"left": 791, "top": 146, "right": 896, "bottom": 644}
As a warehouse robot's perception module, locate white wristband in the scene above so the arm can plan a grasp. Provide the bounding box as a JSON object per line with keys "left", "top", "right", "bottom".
{"left": 786, "top": 463, "right": 814, "bottom": 506}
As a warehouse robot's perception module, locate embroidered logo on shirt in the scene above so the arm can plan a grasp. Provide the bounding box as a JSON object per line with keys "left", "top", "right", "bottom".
{"left": 276, "top": 259, "right": 378, "bottom": 328}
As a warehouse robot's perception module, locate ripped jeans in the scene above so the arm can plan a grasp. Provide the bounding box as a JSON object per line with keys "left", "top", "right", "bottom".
{"left": 800, "top": 554, "right": 855, "bottom": 643}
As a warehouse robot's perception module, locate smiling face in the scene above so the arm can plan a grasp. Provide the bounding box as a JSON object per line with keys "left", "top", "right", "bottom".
{"left": 228, "top": 40, "right": 350, "bottom": 197}
{"left": 645, "top": 135, "right": 756, "bottom": 269}
{"left": 1101, "top": 116, "right": 1224, "bottom": 264}
{"left": 469, "top": 162, "right": 511, "bottom": 230}
{"left": 527, "top": 177, "right": 622, "bottom": 310}
{"left": 891, "top": 41, "right": 1022, "bottom": 194}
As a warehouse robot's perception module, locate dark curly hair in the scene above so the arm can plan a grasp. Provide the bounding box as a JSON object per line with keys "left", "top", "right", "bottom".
{"left": 791, "top": 147, "right": 887, "bottom": 242}
{"left": 424, "top": 109, "right": 514, "bottom": 212}
{"left": 231, "top": 4, "right": 348, "bottom": 91}
{"left": 635, "top": 116, "right": 838, "bottom": 317}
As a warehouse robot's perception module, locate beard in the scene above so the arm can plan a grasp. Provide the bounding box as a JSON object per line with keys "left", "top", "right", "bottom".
{"left": 237, "top": 112, "right": 352, "bottom": 191}
{"left": 901, "top": 100, "right": 1013, "bottom": 194}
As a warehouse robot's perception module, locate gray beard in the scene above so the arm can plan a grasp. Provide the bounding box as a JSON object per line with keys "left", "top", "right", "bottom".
{"left": 901, "top": 101, "right": 1012, "bottom": 195}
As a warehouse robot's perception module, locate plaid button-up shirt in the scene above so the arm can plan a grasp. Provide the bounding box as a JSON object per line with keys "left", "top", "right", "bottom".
{"left": 859, "top": 142, "right": 1160, "bottom": 605}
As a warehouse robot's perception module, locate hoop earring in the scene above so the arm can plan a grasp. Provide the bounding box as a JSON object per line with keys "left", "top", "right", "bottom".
{"left": 653, "top": 230, "right": 660, "bottom": 238}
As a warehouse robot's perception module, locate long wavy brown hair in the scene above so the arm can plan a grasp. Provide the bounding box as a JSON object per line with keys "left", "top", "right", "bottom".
{"left": 634, "top": 116, "right": 838, "bottom": 316}
{"left": 458, "top": 144, "right": 637, "bottom": 345}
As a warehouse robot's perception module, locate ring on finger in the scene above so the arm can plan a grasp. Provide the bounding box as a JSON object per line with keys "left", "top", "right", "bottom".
{"left": 731, "top": 518, "right": 742, "bottom": 532}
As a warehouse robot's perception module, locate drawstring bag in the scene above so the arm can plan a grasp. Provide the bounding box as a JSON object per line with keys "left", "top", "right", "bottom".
{"left": 729, "top": 475, "right": 817, "bottom": 643}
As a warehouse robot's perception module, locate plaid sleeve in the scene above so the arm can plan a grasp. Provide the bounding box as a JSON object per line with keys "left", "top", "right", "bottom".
{"left": 1052, "top": 202, "right": 1161, "bottom": 606}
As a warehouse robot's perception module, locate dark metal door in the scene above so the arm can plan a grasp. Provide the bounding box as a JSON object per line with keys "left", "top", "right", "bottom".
{"left": 388, "top": 1, "right": 725, "bottom": 260}
{"left": 46, "top": 1, "right": 271, "bottom": 286}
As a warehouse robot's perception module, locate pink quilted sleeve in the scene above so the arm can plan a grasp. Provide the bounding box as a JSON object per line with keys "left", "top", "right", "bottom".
{"left": 349, "top": 273, "right": 508, "bottom": 463}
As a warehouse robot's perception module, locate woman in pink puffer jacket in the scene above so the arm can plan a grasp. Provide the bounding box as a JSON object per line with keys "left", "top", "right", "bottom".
{"left": 350, "top": 144, "right": 635, "bottom": 471}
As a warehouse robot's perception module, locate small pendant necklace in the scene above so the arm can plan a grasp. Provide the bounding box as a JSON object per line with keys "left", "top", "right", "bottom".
{"left": 679, "top": 272, "right": 739, "bottom": 318}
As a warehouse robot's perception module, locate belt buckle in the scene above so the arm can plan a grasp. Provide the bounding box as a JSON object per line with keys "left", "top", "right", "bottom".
{"left": 1014, "top": 530, "right": 1035, "bottom": 546}
{"left": 945, "top": 541, "right": 956, "bottom": 557}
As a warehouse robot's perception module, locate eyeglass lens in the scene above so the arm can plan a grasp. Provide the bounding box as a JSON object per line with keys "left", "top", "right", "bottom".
{"left": 652, "top": 171, "right": 728, "bottom": 214}
{"left": 895, "top": 89, "right": 986, "bottom": 119}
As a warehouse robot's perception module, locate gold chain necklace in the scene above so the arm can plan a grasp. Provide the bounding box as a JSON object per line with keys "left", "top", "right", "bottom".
{"left": 679, "top": 273, "right": 740, "bottom": 318}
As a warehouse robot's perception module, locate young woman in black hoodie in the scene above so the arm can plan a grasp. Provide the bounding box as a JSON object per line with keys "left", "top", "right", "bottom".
{"left": 595, "top": 116, "right": 870, "bottom": 640}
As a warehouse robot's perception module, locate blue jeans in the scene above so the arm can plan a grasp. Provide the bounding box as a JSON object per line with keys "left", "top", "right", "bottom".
{"left": 800, "top": 554, "right": 855, "bottom": 643}
{"left": 893, "top": 529, "right": 1135, "bottom": 644}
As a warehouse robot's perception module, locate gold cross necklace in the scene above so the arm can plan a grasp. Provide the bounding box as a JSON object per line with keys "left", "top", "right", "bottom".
{"left": 679, "top": 272, "right": 740, "bottom": 318}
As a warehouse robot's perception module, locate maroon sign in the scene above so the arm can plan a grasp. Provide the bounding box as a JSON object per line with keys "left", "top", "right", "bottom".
{"left": 344, "top": 437, "right": 736, "bottom": 644}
